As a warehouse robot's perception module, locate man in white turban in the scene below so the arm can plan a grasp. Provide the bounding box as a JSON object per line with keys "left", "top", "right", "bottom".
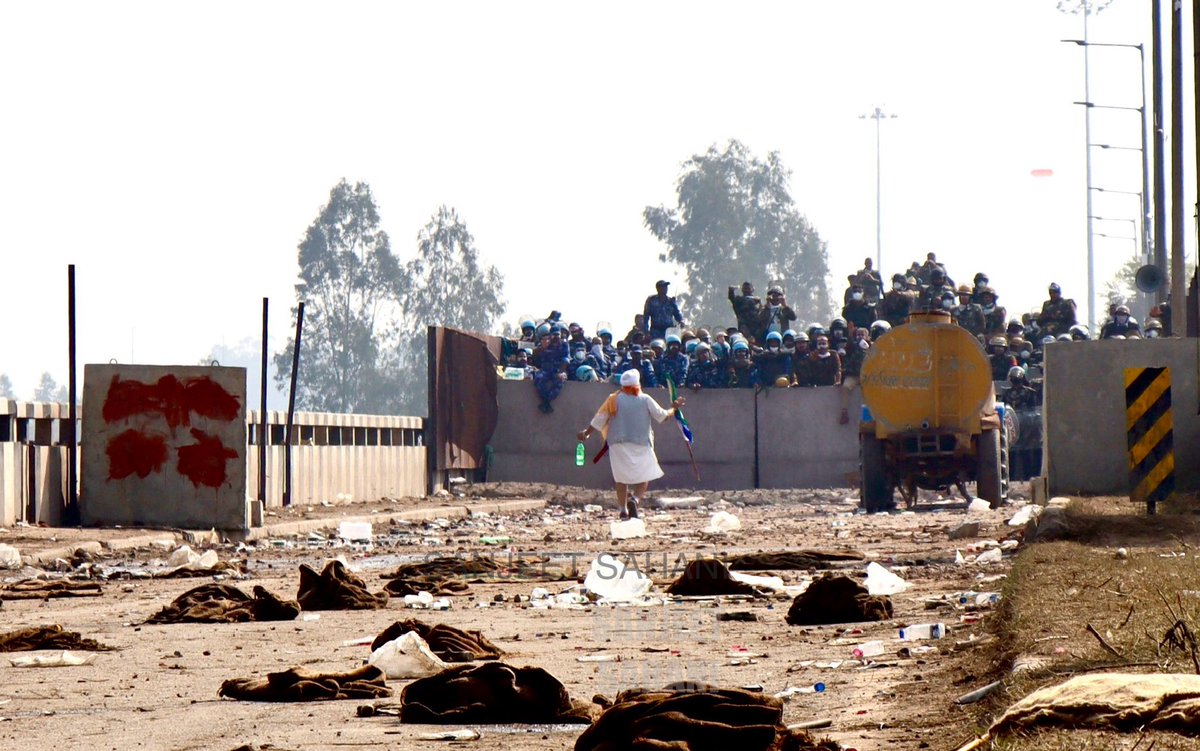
{"left": 577, "top": 368, "right": 685, "bottom": 519}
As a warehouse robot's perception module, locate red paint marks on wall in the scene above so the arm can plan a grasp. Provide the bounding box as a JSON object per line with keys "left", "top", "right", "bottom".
{"left": 106, "top": 429, "right": 169, "bottom": 480}
{"left": 176, "top": 429, "right": 238, "bottom": 488}
{"left": 102, "top": 375, "right": 240, "bottom": 428}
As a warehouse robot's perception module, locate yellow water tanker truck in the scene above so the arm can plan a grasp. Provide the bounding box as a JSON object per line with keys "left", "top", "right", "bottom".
{"left": 858, "top": 310, "right": 1009, "bottom": 512}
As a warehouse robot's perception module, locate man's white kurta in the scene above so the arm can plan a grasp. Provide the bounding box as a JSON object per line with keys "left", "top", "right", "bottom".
{"left": 589, "top": 392, "right": 673, "bottom": 484}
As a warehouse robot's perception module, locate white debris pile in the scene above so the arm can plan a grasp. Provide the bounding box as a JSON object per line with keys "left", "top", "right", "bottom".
{"left": 368, "top": 632, "right": 449, "bottom": 679}
{"left": 582, "top": 553, "right": 653, "bottom": 603}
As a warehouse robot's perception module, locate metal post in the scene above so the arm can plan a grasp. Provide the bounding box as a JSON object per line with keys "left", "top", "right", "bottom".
{"left": 1153, "top": 0, "right": 1168, "bottom": 306}
{"left": 258, "top": 298, "right": 268, "bottom": 507}
{"left": 66, "top": 264, "right": 78, "bottom": 525}
{"left": 1136, "top": 44, "right": 1151, "bottom": 273}
{"left": 283, "top": 302, "right": 304, "bottom": 507}
{"left": 874, "top": 114, "right": 882, "bottom": 272}
{"left": 1083, "top": 9, "right": 1097, "bottom": 332}
{"left": 1170, "top": 0, "right": 1185, "bottom": 335}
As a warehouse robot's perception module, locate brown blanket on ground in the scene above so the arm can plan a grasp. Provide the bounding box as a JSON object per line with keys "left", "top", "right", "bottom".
{"left": 297, "top": 560, "right": 388, "bottom": 611}
{"left": 219, "top": 664, "right": 392, "bottom": 702}
{"left": 146, "top": 583, "right": 300, "bottom": 624}
{"left": 666, "top": 559, "right": 761, "bottom": 597}
{"left": 575, "top": 687, "right": 807, "bottom": 751}
{"left": 785, "top": 574, "right": 892, "bottom": 626}
{"left": 400, "top": 662, "right": 595, "bottom": 724}
{"left": 0, "top": 625, "right": 115, "bottom": 652}
{"left": 371, "top": 619, "right": 502, "bottom": 662}
{"left": 383, "top": 574, "right": 471, "bottom": 597}
{"left": 726, "top": 550, "right": 866, "bottom": 571}
{"left": 1, "top": 580, "right": 103, "bottom": 600}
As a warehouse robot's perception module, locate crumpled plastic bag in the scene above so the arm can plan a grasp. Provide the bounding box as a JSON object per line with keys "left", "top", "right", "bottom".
{"left": 583, "top": 554, "right": 652, "bottom": 602}
{"left": 865, "top": 561, "right": 911, "bottom": 596}
{"left": 368, "top": 632, "right": 450, "bottom": 679}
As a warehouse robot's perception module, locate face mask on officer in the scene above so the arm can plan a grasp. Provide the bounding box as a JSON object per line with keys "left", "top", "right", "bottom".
{"left": 1147, "top": 329, "right": 1160, "bottom": 338}
{"left": 1116, "top": 315, "right": 1128, "bottom": 324}
{"left": 851, "top": 291, "right": 863, "bottom": 301}
{"left": 573, "top": 350, "right": 585, "bottom": 362}
{"left": 942, "top": 298, "right": 954, "bottom": 309}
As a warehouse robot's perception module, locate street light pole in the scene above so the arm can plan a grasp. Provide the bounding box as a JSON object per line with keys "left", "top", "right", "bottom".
{"left": 859, "top": 106, "right": 897, "bottom": 273}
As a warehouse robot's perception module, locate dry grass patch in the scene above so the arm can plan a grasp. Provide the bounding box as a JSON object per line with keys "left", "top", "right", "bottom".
{"left": 962, "top": 519, "right": 1200, "bottom": 750}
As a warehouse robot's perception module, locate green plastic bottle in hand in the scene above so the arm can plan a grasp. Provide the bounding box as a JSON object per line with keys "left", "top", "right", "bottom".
{"left": 575, "top": 441, "right": 586, "bottom": 467}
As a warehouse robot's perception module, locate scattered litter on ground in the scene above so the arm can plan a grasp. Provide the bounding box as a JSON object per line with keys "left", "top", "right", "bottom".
{"left": 10, "top": 650, "right": 97, "bottom": 667}
{"left": 0, "top": 543, "right": 22, "bottom": 569}
{"left": 967, "top": 498, "right": 991, "bottom": 514}
{"left": 1007, "top": 504, "right": 1041, "bottom": 526}
{"left": 368, "top": 631, "right": 450, "bottom": 678}
{"left": 609, "top": 518, "right": 647, "bottom": 539}
{"left": 583, "top": 554, "right": 652, "bottom": 602}
{"left": 865, "top": 561, "right": 911, "bottom": 595}
{"left": 948, "top": 521, "right": 980, "bottom": 540}
{"left": 705, "top": 511, "right": 742, "bottom": 533}
{"left": 402, "top": 591, "right": 451, "bottom": 610}
{"left": 337, "top": 521, "right": 373, "bottom": 543}
{"left": 975, "top": 548, "right": 1003, "bottom": 565}
{"left": 416, "top": 729, "right": 481, "bottom": 741}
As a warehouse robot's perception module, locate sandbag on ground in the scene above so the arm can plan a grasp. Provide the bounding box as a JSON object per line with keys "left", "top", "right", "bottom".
{"left": 219, "top": 664, "right": 391, "bottom": 702}
{"left": 371, "top": 618, "right": 502, "bottom": 662}
{"left": 399, "top": 662, "right": 596, "bottom": 724}
{"left": 297, "top": 560, "right": 388, "bottom": 610}
{"left": 575, "top": 686, "right": 833, "bottom": 751}
{"left": 990, "top": 673, "right": 1200, "bottom": 737}
{"left": 666, "top": 559, "right": 760, "bottom": 597}
{"left": 0, "top": 625, "right": 116, "bottom": 652}
{"left": 146, "top": 583, "right": 300, "bottom": 624}
{"left": 726, "top": 550, "right": 866, "bottom": 570}
{"left": 785, "top": 573, "right": 892, "bottom": 626}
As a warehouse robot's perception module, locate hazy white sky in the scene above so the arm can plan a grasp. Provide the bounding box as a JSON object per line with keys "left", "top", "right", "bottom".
{"left": 2, "top": 0, "right": 1193, "bottom": 401}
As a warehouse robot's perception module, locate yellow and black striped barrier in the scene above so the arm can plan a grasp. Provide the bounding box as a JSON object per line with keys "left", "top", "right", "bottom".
{"left": 1125, "top": 366, "right": 1174, "bottom": 514}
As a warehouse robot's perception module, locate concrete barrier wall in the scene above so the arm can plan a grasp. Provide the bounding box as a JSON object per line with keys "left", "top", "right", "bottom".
{"left": 1044, "top": 339, "right": 1200, "bottom": 495}
{"left": 488, "top": 380, "right": 862, "bottom": 491}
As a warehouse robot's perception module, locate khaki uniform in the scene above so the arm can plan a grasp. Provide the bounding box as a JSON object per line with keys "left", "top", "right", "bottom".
{"left": 1037, "top": 298, "right": 1077, "bottom": 336}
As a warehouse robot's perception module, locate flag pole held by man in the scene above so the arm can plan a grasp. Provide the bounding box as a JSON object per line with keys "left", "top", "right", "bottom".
{"left": 577, "top": 369, "right": 685, "bottom": 520}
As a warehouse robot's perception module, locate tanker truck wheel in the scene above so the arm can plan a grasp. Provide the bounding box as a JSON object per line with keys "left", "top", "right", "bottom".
{"left": 976, "top": 428, "right": 1005, "bottom": 508}
{"left": 860, "top": 434, "right": 894, "bottom": 512}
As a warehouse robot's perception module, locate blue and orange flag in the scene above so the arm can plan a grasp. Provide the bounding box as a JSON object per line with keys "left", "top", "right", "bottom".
{"left": 664, "top": 373, "right": 699, "bottom": 480}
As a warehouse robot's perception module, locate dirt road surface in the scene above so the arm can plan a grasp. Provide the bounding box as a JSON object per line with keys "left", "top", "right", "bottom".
{"left": 0, "top": 491, "right": 1020, "bottom": 751}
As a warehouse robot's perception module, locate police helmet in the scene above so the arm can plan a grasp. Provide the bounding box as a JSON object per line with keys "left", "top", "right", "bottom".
{"left": 957, "top": 284, "right": 972, "bottom": 295}
{"left": 869, "top": 321, "right": 891, "bottom": 338}
{"left": 597, "top": 327, "right": 612, "bottom": 338}
{"left": 980, "top": 287, "right": 997, "bottom": 298}
{"left": 1146, "top": 319, "right": 1163, "bottom": 331}
{"left": 974, "top": 272, "right": 988, "bottom": 283}
{"left": 575, "top": 365, "right": 597, "bottom": 382}
{"left": 1007, "top": 319, "right": 1023, "bottom": 331}
{"left": 1115, "top": 305, "right": 1131, "bottom": 316}
{"left": 783, "top": 329, "right": 797, "bottom": 340}
{"left": 535, "top": 323, "right": 552, "bottom": 337}
{"left": 809, "top": 326, "right": 827, "bottom": 339}
{"left": 1041, "top": 335, "right": 1056, "bottom": 345}
{"left": 1049, "top": 282, "right": 1061, "bottom": 293}
{"left": 892, "top": 273, "right": 906, "bottom": 283}
{"left": 830, "top": 317, "right": 847, "bottom": 329}
{"left": 765, "top": 331, "right": 783, "bottom": 344}
{"left": 685, "top": 339, "right": 699, "bottom": 354}
{"left": 1057, "top": 333, "right": 1072, "bottom": 342}
{"left": 773, "top": 377, "right": 790, "bottom": 388}
{"left": 696, "top": 328, "right": 711, "bottom": 339}
{"left": 1069, "top": 324, "right": 1089, "bottom": 340}
{"left": 1008, "top": 366, "right": 1026, "bottom": 381}
{"left": 520, "top": 318, "right": 535, "bottom": 330}
{"left": 989, "top": 336, "right": 1008, "bottom": 348}
{"left": 732, "top": 340, "right": 750, "bottom": 352}
{"left": 795, "top": 331, "right": 810, "bottom": 342}
{"left": 650, "top": 339, "right": 665, "bottom": 350}
{"left": 695, "top": 342, "right": 712, "bottom": 353}
{"left": 665, "top": 333, "right": 681, "bottom": 345}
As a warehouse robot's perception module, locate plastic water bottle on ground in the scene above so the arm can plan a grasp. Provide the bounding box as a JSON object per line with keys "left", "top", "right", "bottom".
{"left": 852, "top": 640, "right": 886, "bottom": 659}
{"left": 899, "top": 623, "right": 946, "bottom": 640}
